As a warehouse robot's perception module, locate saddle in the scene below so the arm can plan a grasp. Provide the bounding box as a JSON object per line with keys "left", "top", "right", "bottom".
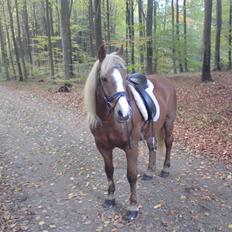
{"left": 127, "top": 73, "right": 157, "bottom": 121}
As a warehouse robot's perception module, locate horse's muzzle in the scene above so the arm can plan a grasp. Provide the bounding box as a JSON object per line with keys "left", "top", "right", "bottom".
{"left": 116, "top": 109, "right": 130, "bottom": 123}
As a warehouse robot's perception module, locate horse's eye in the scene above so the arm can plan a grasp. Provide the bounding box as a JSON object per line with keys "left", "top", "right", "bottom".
{"left": 101, "top": 77, "right": 107, "bottom": 82}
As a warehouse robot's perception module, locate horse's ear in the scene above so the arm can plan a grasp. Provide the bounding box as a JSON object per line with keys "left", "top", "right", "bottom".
{"left": 98, "top": 42, "right": 107, "bottom": 62}
{"left": 116, "top": 45, "right": 124, "bottom": 57}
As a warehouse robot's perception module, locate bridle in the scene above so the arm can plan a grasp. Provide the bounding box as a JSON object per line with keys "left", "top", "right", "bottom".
{"left": 97, "top": 63, "right": 130, "bottom": 113}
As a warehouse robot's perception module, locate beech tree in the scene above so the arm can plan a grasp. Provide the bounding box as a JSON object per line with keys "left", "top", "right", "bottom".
{"left": 46, "top": 0, "right": 55, "bottom": 78}
{"left": 60, "top": 0, "right": 73, "bottom": 79}
{"left": 22, "top": 0, "right": 32, "bottom": 66}
{"left": 125, "top": 0, "right": 135, "bottom": 70}
{"left": 2, "top": 3, "right": 16, "bottom": 78}
{"left": 7, "top": 0, "right": 23, "bottom": 81}
{"left": 176, "top": 0, "right": 183, "bottom": 73}
{"left": 153, "top": 1, "right": 157, "bottom": 72}
{"left": 202, "top": 0, "right": 213, "bottom": 82}
{"left": 94, "top": 0, "right": 103, "bottom": 50}
{"left": 171, "top": 0, "right": 177, "bottom": 73}
{"left": 129, "top": 0, "right": 135, "bottom": 70}
{"left": 88, "top": 0, "right": 95, "bottom": 56}
{"left": 183, "top": 0, "right": 188, "bottom": 72}
{"left": 229, "top": 0, "right": 232, "bottom": 69}
{"left": 146, "top": 0, "right": 153, "bottom": 74}
{"left": 138, "top": 0, "right": 145, "bottom": 72}
{"left": 0, "top": 16, "right": 9, "bottom": 80}
{"left": 215, "top": 0, "right": 222, "bottom": 71}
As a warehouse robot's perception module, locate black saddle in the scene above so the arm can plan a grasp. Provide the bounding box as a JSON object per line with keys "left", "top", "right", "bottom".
{"left": 129, "top": 73, "right": 148, "bottom": 89}
{"left": 127, "top": 73, "right": 157, "bottom": 121}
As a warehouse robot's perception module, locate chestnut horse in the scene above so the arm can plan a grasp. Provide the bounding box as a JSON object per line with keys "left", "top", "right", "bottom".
{"left": 84, "top": 44, "right": 176, "bottom": 220}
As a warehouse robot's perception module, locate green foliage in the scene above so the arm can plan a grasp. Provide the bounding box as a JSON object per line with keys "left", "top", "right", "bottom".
{"left": 0, "top": 0, "right": 230, "bottom": 81}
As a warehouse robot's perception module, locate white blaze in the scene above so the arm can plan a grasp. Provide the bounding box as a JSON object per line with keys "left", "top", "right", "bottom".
{"left": 112, "top": 69, "right": 130, "bottom": 118}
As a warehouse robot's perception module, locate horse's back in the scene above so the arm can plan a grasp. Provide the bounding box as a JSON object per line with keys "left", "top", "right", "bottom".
{"left": 148, "top": 74, "right": 177, "bottom": 115}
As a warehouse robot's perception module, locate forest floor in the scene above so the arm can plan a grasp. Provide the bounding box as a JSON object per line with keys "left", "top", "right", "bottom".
{"left": 0, "top": 71, "right": 231, "bottom": 232}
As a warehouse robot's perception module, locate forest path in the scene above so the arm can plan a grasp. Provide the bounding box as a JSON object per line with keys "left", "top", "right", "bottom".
{"left": 0, "top": 85, "right": 231, "bottom": 232}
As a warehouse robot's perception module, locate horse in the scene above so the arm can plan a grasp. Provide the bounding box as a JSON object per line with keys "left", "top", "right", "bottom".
{"left": 84, "top": 44, "right": 177, "bottom": 221}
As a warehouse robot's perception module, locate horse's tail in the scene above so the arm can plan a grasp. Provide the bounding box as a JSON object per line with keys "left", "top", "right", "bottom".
{"left": 157, "top": 128, "right": 165, "bottom": 157}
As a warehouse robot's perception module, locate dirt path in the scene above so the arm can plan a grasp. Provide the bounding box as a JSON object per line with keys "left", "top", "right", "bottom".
{"left": 0, "top": 85, "right": 231, "bottom": 232}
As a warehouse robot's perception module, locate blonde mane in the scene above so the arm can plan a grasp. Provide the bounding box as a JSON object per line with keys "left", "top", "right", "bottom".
{"left": 84, "top": 53, "right": 125, "bottom": 129}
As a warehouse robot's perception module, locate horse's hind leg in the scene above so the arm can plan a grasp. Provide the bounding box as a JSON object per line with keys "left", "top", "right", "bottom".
{"left": 143, "top": 136, "right": 157, "bottom": 180}
{"left": 160, "top": 116, "right": 175, "bottom": 178}
{"left": 98, "top": 146, "right": 115, "bottom": 208}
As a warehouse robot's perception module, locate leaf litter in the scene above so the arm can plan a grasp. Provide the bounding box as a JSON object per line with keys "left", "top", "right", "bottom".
{"left": 0, "top": 71, "right": 232, "bottom": 232}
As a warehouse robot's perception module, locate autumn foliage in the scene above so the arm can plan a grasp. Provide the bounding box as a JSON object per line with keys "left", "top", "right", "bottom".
{"left": 171, "top": 71, "right": 232, "bottom": 165}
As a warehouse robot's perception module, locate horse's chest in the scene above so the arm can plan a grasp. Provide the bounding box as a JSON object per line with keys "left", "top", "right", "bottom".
{"left": 93, "top": 124, "right": 128, "bottom": 148}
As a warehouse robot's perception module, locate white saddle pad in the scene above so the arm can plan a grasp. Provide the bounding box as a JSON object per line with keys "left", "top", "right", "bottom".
{"left": 128, "top": 80, "right": 160, "bottom": 121}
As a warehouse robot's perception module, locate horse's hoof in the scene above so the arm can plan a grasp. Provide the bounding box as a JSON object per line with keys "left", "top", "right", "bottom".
{"left": 160, "top": 170, "right": 170, "bottom": 178}
{"left": 142, "top": 174, "right": 153, "bottom": 181}
{"left": 103, "top": 198, "right": 115, "bottom": 209}
{"left": 123, "top": 210, "right": 139, "bottom": 221}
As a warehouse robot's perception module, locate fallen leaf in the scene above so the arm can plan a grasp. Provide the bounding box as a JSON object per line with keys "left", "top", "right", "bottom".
{"left": 38, "top": 221, "right": 45, "bottom": 226}
{"left": 68, "top": 192, "right": 77, "bottom": 199}
{"left": 49, "top": 224, "right": 57, "bottom": 228}
{"left": 83, "top": 220, "right": 91, "bottom": 225}
{"left": 154, "top": 201, "right": 165, "bottom": 209}
{"left": 180, "top": 195, "right": 186, "bottom": 200}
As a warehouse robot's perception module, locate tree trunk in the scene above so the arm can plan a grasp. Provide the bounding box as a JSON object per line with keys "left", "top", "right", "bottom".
{"left": 229, "top": 0, "right": 232, "bottom": 69}
{"left": 138, "top": 0, "right": 145, "bottom": 72}
{"left": 7, "top": 0, "right": 23, "bottom": 81}
{"left": 2, "top": 3, "right": 16, "bottom": 78}
{"left": 41, "top": 2, "right": 48, "bottom": 36}
{"left": 49, "top": 4, "right": 54, "bottom": 37}
{"left": 31, "top": 2, "right": 41, "bottom": 68}
{"left": 54, "top": 0, "right": 61, "bottom": 36}
{"left": 88, "top": 0, "right": 95, "bottom": 56}
{"left": 202, "top": 0, "right": 213, "bottom": 82}
{"left": 176, "top": 0, "right": 183, "bottom": 72}
{"left": 22, "top": 0, "right": 33, "bottom": 66}
{"left": 171, "top": 0, "right": 177, "bottom": 74}
{"left": 183, "top": 0, "right": 188, "bottom": 72}
{"left": 106, "top": 0, "right": 110, "bottom": 48}
{"left": 146, "top": 0, "right": 153, "bottom": 74}
{"left": 15, "top": 0, "right": 28, "bottom": 80}
{"left": 214, "top": 0, "right": 222, "bottom": 71}
{"left": 153, "top": 1, "right": 157, "bottom": 72}
{"left": 46, "top": 0, "right": 55, "bottom": 78}
{"left": 32, "top": 2, "right": 38, "bottom": 36}
{"left": 0, "top": 17, "right": 10, "bottom": 80}
{"left": 60, "top": 0, "right": 73, "bottom": 79}
{"left": 94, "top": 0, "right": 103, "bottom": 50}
{"left": 130, "top": 0, "right": 135, "bottom": 71}
{"left": 55, "top": 0, "right": 62, "bottom": 53}
{"left": 125, "top": 0, "right": 129, "bottom": 66}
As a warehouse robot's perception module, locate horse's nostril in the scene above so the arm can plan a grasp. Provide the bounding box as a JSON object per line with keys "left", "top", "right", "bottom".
{"left": 117, "top": 110, "right": 129, "bottom": 122}
{"left": 118, "top": 110, "right": 123, "bottom": 117}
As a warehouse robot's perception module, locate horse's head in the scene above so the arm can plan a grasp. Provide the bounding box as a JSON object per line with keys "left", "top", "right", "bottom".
{"left": 97, "top": 44, "right": 131, "bottom": 123}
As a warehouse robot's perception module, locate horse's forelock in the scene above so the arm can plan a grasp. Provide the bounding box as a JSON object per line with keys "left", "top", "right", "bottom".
{"left": 100, "top": 54, "right": 125, "bottom": 77}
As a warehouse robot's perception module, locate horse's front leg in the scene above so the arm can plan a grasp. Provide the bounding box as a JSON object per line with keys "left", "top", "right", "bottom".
{"left": 124, "top": 146, "right": 139, "bottom": 221}
{"left": 97, "top": 146, "right": 115, "bottom": 208}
